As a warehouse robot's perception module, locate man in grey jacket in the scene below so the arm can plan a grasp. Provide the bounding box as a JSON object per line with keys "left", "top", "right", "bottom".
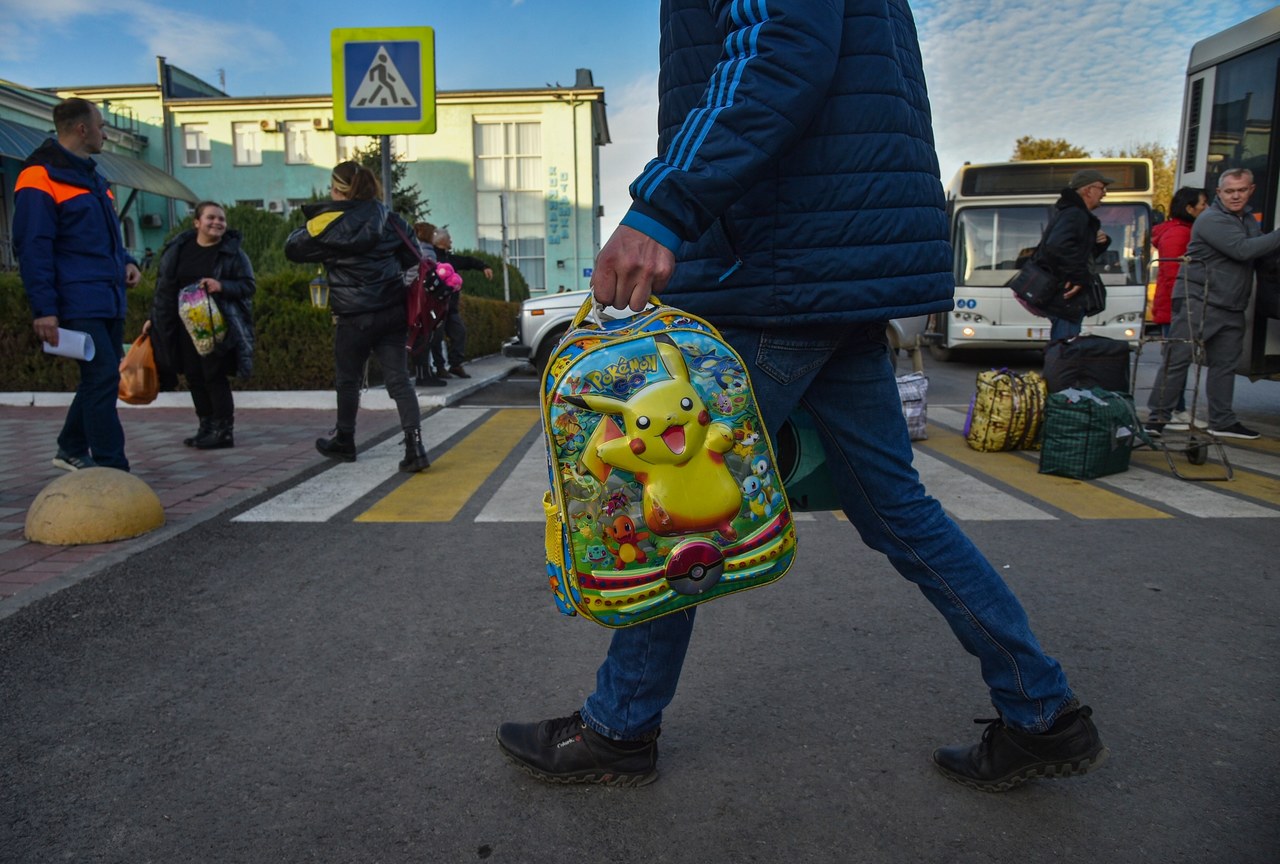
{"left": 1147, "top": 168, "right": 1280, "bottom": 439}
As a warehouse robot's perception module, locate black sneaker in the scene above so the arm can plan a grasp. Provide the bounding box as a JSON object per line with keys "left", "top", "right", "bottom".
{"left": 52, "top": 450, "right": 96, "bottom": 471}
{"left": 496, "top": 712, "right": 659, "bottom": 786}
{"left": 931, "top": 705, "right": 1108, "bottom": 792}
{"left": 1209, "top": 422, "right": 1260, "bottom": 440}
{"left": 1143, "top": 422, "right": 1164, "bottom": 439}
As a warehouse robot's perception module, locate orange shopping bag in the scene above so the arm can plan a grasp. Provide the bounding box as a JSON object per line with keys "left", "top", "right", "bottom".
{"left": 118, "top": 331, "right": 158, "bottom": 405}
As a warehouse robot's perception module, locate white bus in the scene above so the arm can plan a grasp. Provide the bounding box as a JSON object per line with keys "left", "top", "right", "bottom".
{"left": 927, "top": 158, "right": 1152, "bottom": 360}
{"left": 1176, "top": 6, "right": 1280, "bottom": 380}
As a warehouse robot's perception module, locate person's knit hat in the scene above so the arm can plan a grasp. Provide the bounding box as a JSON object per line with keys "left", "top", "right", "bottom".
{"left": 1069, "top": 169, "right": 1116, "bottom": 189}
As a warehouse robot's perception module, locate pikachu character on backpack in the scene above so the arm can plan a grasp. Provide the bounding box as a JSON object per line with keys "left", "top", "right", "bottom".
{"left": 565, "top": 334, "right": 743, "bottom": 542}
{"left": 540, "top": 297, "right": 796, "bottom": 629}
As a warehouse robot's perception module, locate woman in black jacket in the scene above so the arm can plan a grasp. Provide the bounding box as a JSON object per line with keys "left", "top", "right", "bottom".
{"left": 284, "top": 161, "right": 429, "bottom": 472}
{"left": 148, "top": 200, "right": 255, "bottom": 449}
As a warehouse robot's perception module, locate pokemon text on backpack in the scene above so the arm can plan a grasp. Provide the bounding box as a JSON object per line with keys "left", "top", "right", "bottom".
{"left": 540, "top": 297, "right": 797, "bottom": 628}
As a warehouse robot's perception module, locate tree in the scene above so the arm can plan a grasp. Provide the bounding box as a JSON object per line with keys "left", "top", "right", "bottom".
{"left": 1011, "top": 136, "right": 1090, "bottom": 161}
{"left": 352, "top": 141, "right": 429, "bottom": 222}
{"left": 1100, "top": 141, "right": 1176, "bottom": 216}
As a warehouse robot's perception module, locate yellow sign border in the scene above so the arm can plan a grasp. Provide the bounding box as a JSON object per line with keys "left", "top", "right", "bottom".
{"left": 331, "top": 26, "right": 436, "bottom": 136}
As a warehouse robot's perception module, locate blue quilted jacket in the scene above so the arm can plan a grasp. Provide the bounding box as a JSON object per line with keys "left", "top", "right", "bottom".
{"left": 621, "top": 0, "right": 955, "bottom": 327}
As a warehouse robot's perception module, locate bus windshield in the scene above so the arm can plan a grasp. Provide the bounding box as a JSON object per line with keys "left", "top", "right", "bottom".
{"left": 955, "top": 203, "right": 1151, "bottom": 288}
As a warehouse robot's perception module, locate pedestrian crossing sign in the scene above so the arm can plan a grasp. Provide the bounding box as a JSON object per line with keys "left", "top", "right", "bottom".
{"left": 331, "top": 27, "right": 436, "bottom": 135}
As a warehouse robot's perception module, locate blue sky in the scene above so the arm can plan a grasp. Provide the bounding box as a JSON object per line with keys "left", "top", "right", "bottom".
{"left": 1, "top": 0, "right": 1271, "bottom": 238}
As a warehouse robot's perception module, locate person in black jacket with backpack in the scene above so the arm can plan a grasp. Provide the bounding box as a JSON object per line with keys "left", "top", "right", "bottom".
{"left": 284, "top": 161, "right": 430, "bottom": 473}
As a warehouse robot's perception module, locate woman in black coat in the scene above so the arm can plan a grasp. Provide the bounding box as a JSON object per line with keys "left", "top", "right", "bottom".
{"left": 283, "top": 161, "right": 429, "bottom": 473}
{"left": 148, "top": 200, "right": 255, "bottom": 449}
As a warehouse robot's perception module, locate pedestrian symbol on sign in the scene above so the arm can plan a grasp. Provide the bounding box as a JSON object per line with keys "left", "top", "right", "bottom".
{"left": 350, "top": 46, "right": 418, "bottom": 109}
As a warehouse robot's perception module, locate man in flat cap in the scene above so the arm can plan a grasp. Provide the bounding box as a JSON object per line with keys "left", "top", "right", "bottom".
{"left": 1036, "top": 168, "right": 1114, "bottom": 341}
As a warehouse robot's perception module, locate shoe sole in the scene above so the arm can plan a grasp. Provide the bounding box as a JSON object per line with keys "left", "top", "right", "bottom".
{"left": 315, "top": 446, "right": 357, "bottom": 462}
{"left": 931, "top": 745, "right": 1110, "bottom": 793}
{"left": 496, "top": 736, "right": 658, "bottom": 788}
{"left": 51, "top": 457, "right": 93, "bottom": 471}
{"left": 1209, "top": 430, "right": 1260, "bottom": 440}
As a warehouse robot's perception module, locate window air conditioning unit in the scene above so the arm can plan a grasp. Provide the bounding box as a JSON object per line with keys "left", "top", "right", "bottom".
{"left": 140, "top": 214, "right": 163, "bottom": 228}
{"left": 313, "top": 118, "right": 332, "bottom": 130}
{"left": 259, "top": 119, "right": 281, "bottom": 132}
{"left": 267, "top": 200, "right": 284, "bottom": 213}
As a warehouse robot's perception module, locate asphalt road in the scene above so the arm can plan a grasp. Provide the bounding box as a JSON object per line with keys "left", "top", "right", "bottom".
{"left": 1, "top": 356, "right": 1277, "bottom": 864}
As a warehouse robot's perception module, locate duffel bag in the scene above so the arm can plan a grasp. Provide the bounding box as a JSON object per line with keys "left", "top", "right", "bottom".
{"left": 1043, "top": 334, "right": 1131, "bottom": 393}
{"left": 1039, "top": 388, "right": 1139, "bottom": 479}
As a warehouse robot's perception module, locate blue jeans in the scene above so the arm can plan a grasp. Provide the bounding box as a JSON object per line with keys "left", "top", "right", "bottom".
{"left": 333, "top": 305, "right": 420, "bottom": 434}
{"left": 58, "top": 317, "right": 128, "bottom": 470}
{"left": 1049, "top": 316, "right": 1082, "bottom": 342}
{"left": 581, "top": 323, "right": 1074, "bottom": 737}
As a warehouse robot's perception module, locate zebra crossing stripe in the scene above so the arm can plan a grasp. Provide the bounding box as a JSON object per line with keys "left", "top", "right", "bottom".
{"left": 1127, "top": 450, "right": 1280, "bottom": 508}
{"left": 917, "top": 415, "right": 1171, "bottom": 520}
{"left": 476, "top": 439, "right": 552, "bottom": 522}
{"left": 232, "top": 408, "right": 488, "bottom": 522}
{"left": 356, "top": 408, "right": 540, "bottom": 522}
{"left": 912, "top": 448, "right": 1056, "bottom": 521}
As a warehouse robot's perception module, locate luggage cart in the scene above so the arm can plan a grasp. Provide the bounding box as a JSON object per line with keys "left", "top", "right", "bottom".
{"left": 1131, "top": 255, "right": 1232, "bottom": 480}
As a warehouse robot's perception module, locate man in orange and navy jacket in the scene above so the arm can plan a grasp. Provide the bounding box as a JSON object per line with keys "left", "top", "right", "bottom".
{"left": 14, "top": 97, "right": 140, "bottom": 471}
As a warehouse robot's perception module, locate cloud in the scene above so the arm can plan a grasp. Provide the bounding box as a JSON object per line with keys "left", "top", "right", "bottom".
{"left": 598, "top": 70, "right": 659, "bottom": 241}
{"left": 0, "top": 0, "right": 284, "bottom": 86}
{"left": 912, "top": 0, "right": 1271, "bottom": 183}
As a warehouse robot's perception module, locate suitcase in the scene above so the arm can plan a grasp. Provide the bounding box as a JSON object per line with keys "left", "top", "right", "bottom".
{"left": 964, "top": 369, "right": 1047, "bottom": 452}
{"left": 1039, "top": 388, "right": 1139, "bottom": 479}
{"left": 540, "top": 298, "right": 797, "bottom": 628}
{"left": 1043, "top": 334, "right": 1131, "bottom": 393}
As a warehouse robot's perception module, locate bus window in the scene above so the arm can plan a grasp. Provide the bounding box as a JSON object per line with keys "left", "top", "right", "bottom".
{"left": 1094, "top": 203, "right": 1151, "bottom": 286}
{"left": 954, "top": 205, "right": 1049, "bottom": 287}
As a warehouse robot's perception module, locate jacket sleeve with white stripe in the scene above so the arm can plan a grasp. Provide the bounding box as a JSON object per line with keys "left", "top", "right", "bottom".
{"left": 621, "top": 0, "right": 844, "bottom": 251}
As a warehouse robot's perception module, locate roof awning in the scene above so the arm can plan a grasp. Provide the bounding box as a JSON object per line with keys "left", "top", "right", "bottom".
{"left": 0, "top": 117, "right": 197, "bottom": 203}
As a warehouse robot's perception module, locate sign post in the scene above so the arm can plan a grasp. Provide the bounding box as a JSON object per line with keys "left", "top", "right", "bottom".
{"left": 331, "top": 26, "right": 436, "bottom": 205}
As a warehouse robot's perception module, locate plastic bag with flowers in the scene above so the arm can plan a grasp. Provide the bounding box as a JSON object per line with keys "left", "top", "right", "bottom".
{"left": 177, "top": 282, "right": 227, "bottom": 356}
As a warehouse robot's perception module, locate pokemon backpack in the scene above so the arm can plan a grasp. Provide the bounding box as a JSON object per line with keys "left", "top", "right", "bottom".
{"left": 540, "top": 297, "right": 797, "bottom": 628}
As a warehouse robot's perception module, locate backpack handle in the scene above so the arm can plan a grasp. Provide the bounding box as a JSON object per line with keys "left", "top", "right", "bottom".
{"left": 570, "top": 294, "right": 665, "bottom": 331}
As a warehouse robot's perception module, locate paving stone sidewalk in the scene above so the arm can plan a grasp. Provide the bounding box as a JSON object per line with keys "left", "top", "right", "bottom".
{"left": 0, "top": 355, "right": 523, "bottom": 612}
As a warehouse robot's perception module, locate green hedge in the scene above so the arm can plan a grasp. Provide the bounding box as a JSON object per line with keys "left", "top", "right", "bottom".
{"left": 0, "top": 268, "right": 519, "bottom": 391}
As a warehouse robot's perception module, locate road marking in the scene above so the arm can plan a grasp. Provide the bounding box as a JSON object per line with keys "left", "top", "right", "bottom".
{"left": 232, "top": 408, "right": 488, "bottom": 522}
{"left": 912, "top": 448, "right": 1056, "bottom": 520}
{"left": 476, "top": 438, "right": 551, "bottom": 522}
{"left": 920, "top": 411, "right": 1171, "bottom": 520}
{"left": 356, "top": 408, "right": 540, "bottom": 522}
{"left": 1098, "top": 460, "right": 1278, "bottom": 517}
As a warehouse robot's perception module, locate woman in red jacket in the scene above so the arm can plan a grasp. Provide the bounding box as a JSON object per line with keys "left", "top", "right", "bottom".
{"left": 1150, "top": 186, "right": 1208, "bottom": 426}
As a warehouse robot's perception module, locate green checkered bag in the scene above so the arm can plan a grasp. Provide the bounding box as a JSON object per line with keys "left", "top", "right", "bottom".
{"left": 1039, "top": 388, "right": 1139, "bottom": 480}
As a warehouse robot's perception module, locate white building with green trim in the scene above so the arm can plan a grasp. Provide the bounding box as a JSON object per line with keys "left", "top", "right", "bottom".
{"left": 1, "top": 61, "right": 610, "bottom": 296}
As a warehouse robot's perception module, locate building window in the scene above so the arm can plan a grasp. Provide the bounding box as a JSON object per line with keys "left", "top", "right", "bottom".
{"left": 232, "top": 122, "right": 263, "bottom": 166}
{"left": 336, "top": 135, "right": 373, "bottom": 162}
{"left": 183, "top": 124, "right": 211, "bottom": 167}
{"left": 475, "top": 120, "right": 544, "bottom": 292}
{"left": 284, "top": 121, "right": 312, "bottom": 164}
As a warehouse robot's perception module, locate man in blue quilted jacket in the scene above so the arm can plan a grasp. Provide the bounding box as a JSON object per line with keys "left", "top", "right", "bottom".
{"left": 498, "top": 0, "right": 1108, "bottom": 792}
{"left": 14, "top": 98, "right": 140, "bottom": 472}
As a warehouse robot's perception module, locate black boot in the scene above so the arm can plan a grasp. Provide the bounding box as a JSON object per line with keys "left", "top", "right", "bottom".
{"left": 399, "top": 427, "right": 430, "bottom": 473}
{"left": 184, "top": 416, "right": 212, "bottom": 447}
{"left": 316, "top": 429, "right": 356, "bottom": 462}
{"left": 195, "top": 418, "right": 234, "bottom": 449}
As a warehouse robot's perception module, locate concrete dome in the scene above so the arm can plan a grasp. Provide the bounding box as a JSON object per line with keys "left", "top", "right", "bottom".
{"left": 25, "top": 467, "right": 165, "bottom": 546}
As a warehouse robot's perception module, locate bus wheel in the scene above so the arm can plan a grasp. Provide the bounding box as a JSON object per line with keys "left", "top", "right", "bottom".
{"left": 928, "top": 342, "right": 953, "bottom": 363}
